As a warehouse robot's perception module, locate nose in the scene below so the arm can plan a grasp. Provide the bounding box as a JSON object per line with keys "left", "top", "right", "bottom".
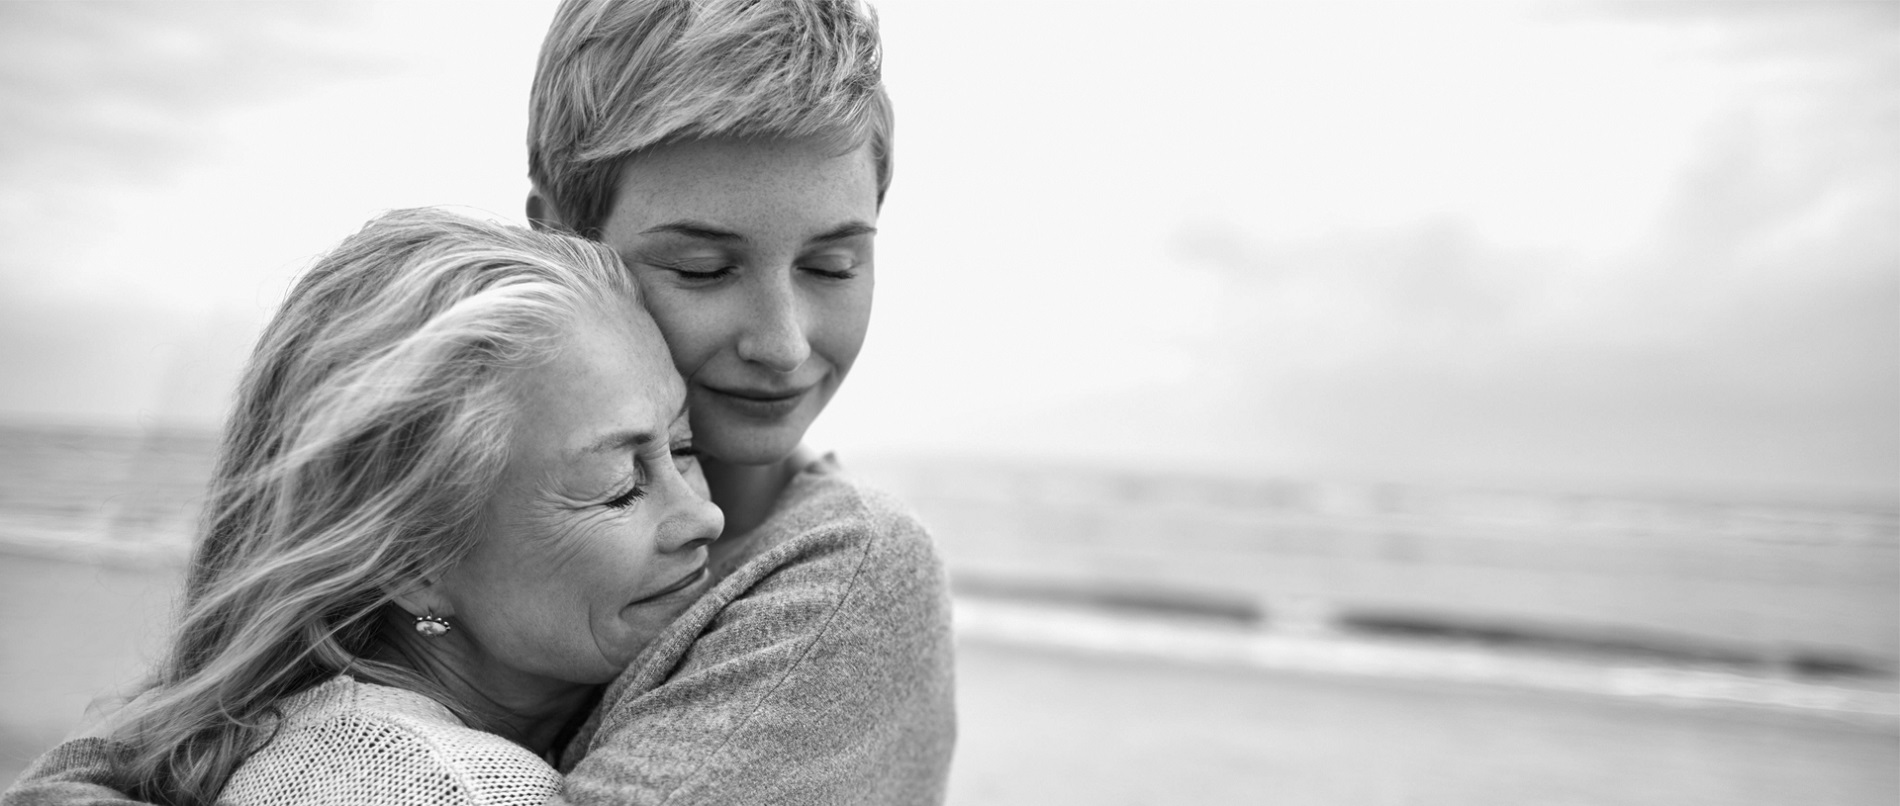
{"left": 735, "top": 272, "right": 811, "bottom": 372}
{"left": 657, "top": 481, "right": 724, "bottom": 554}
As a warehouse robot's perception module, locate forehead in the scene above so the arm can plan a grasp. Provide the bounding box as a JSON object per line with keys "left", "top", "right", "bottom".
{"left": 508, "top": 304, "right": 683, "bottom": 460}
{"left": 605, "top": 136, "right": 878, "bottom": 239}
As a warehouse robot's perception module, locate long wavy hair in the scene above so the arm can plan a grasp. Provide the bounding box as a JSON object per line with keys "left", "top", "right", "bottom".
{"left": 102, "top": 208, "right": 638, "bottom": 805}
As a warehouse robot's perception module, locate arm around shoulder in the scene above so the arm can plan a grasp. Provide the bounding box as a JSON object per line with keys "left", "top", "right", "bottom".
{"left": 559, "top": 496, "right": 956, "bottom": 806}
{"left": 1, "top": 739, "right": 147, "bottom": 806}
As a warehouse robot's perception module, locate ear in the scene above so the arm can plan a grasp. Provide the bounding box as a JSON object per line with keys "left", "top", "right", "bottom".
{"left": 525, "top": 189, "right": 567, "bottom": 233}
{"left": 385, "top": 577, "right": 455, "bottom": 621}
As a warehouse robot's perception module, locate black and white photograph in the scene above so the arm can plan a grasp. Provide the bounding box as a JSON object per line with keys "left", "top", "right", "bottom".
{"left": 1, "top": 1, "right": 1895, "bottom": 803}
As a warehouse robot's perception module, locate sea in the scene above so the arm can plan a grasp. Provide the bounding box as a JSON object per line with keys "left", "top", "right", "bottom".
{"left": 2, "top": 420, "right": 1896, "bottom": 716}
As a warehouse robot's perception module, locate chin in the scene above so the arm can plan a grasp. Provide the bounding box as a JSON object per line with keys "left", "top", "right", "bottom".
{"left": 693, "top": 401, "right": 821, "bottom": 464}
{"left": 701, "top": 424, "right": 804, "bottom": 467}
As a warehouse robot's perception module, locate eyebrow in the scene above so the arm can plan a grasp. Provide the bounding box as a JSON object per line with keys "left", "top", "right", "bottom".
{"left": 639, "top": 221, "right": 743, "bottom": 243}
{"left": 580, "top": 400, "right": 692, "bottom": 456}
{"left": 638, "top": 220, "right": 877, "bottom": 245}
{"left": 811, "top": 222, "right": 878, "bottom": 243}
{"left": 582, "top": 429, "right": 657, "bottom": 457}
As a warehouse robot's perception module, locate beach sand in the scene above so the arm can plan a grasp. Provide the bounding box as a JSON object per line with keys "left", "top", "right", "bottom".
{"left": 951, "top": 637, "right": 1896, "bottom": 805}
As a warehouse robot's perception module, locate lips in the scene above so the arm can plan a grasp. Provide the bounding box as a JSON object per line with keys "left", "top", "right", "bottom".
{"left": 700, "top": 384, "right": 812, "bottom": 419}
{"left": 627, "top": 566, "right": 708, "bottom": 606}
{"left": 705, "top": 384, "right": 810, "bottom": 402}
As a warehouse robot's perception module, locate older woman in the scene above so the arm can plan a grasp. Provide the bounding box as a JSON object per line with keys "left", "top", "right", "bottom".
{"left": 6, "top": 208, "right": 718, "bottom": 805}
{"left": 9, "top": 1, "right": 954, "bottom": 804}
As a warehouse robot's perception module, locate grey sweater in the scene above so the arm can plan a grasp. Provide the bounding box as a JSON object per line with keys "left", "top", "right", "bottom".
{"left": 2, "top": 457, "right": 957, "bottom": 806}
{"left": 554, "top": 455, "right": 957, "bottom": 804}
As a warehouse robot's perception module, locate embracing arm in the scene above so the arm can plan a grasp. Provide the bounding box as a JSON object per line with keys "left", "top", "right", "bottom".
{"left": 0, "top": 739, "right": 146, "bottom": 806}
{"left": 5, "top": 494, "right": 958, "bottom": 806}
{"left": 555, "top": 505, "right": 957, "bottom": 806}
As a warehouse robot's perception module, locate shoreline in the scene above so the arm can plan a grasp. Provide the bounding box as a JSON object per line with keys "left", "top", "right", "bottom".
{"left": 4, "top": 531, "right": 1890, "bottom": 727}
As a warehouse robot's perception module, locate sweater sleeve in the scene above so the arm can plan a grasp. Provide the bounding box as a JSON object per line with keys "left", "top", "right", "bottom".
{"left": 1, "top": 692, "right": 564, "bottom": 806}
{"left": 555, "top": 501, "right": 957, "bottom": 806}
{"left": 0, "top": 739, "right": 146, "bottom": 806}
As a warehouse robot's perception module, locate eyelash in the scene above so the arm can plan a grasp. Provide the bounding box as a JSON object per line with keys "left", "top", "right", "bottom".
{"left": 670, "top": 265, "right": 735, "bottom": 281}
{"left": 651, "top": 260, "right": 856, "bottom": 282}
{"left": 603, "top": 442, "right": 699, "bottom": 510}
{"left": 603, "top": 484, "right": 645, "bottom": 510}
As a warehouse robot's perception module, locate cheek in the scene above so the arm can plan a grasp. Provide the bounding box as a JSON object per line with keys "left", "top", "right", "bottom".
{"left": 816, "top": 287, "right": 873, "bottom": 370}
{"left": 439, "top": 562, "right": 565, "bottom": 662}
{"left": 450, "top": 517, "right": 596, "bottom": 627}
{"left": 449, "top": 532, "right": 642, "bottom": 675}
{"left": 640, "top": 290, "right": 727, "bottom": 375}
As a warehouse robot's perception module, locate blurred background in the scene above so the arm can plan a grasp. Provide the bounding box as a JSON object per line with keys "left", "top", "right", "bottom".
{"left": 2, "top": 1, "right": 1895, "bottom": 803}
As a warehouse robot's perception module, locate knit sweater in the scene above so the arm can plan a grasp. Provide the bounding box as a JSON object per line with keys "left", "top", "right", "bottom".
{"left": 1, "top": 456, "right": 956, "bottom": 806}
{"left": 2, "top": 677, "right": 560, "bottom": 806}
{"left": 220, "top": 676, "right": 561, "bottom": 806}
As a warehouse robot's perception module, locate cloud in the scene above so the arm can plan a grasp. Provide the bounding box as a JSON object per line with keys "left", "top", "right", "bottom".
{"left": 0, "top": 2, "right": 385, "bottom": 187}
{"left": 0, "top": 2, "right": 397, "bottom": 301}
{"left": 1143, "top": 90, "right": 1900, "bottom": 500}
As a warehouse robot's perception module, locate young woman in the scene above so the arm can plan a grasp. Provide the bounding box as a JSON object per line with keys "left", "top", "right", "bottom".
{"left": 523, "top": 2, "right": 956, "bottom": 801}
{"left": 9, "top": 2, "right": 955, "bottom": 804}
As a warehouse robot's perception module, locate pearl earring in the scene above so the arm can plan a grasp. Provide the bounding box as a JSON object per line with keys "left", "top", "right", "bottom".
{"left": 414, "top": 614, "right": 452, "bottom": 637}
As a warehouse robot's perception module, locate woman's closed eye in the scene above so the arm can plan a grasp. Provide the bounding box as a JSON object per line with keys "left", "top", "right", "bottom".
{"left": 798, "top": 252, "right": 860, "bottom": 280}
{"left": 601, "top": 449, "right": 653, "bottom": 509}
{"left": 800, "top": 265, "right": 857, "bottom": 280}
{"left": 602, "top": 480, "right": 645, "bottom": 510}
{"left": 643, "top": 256, "right": 735, "bottom": 281}
{"left": 602, "top": 440, "right": 697, "bottom": 509}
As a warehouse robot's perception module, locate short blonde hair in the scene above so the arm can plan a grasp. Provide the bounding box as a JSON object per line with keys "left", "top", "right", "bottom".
{"left": 108, "top": 208, "right": 638, "bottom": 805}
{"left": 528, "top": 0, "right": 893, "bottom": 238}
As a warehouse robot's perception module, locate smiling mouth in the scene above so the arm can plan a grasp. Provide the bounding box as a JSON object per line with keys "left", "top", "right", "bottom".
{"left": 701, "top": 385, "right": 811, "bottom": 418}
{"left": 628, "top": 566, "right": 708, "bottom": 606}
{"left": 706, "top": 386, "right": 808, "bottom": 402}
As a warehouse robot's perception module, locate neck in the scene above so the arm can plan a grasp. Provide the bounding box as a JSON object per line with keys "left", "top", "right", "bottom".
{"left": 371, "top": 613, "right": 594, "bottom": 756}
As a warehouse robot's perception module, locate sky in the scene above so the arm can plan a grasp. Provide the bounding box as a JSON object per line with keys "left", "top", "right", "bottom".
{"left": 0, "top": 1, "right": 1894, "bottom": 504}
